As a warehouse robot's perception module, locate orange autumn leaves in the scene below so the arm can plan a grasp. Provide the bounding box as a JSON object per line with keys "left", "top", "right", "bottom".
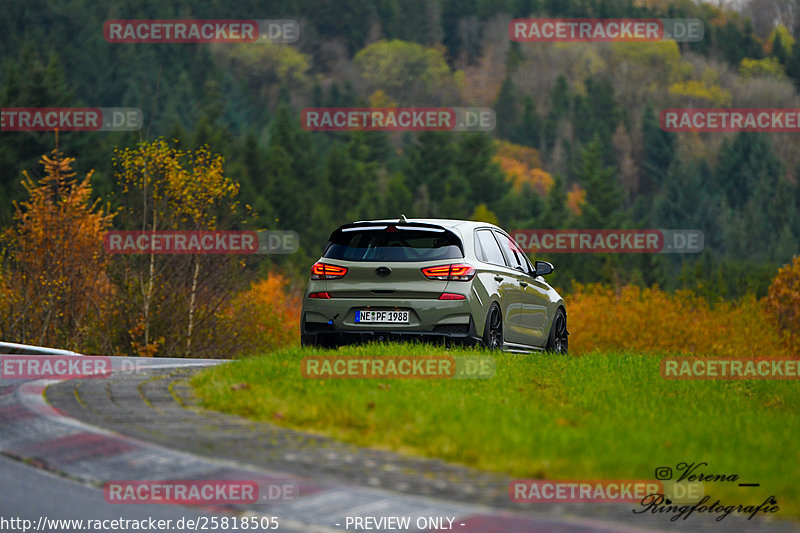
{"left": 224, "top": 273, "right": 301, "bottom": 355}
{"left": 764, "top": 255, "right": 800, "bottom": 354}
{"left": 570, "top": 277, "right": 799, "bottom": 357}
{"left": 494, "top": 141, "right": 585, "bottom": 216}
{"left": 0, "top": 150, "right": 114, "bottom": 350}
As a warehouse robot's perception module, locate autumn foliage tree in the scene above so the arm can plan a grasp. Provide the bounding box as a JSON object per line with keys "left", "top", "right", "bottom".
{"left": 222, "top": 272, "right": 300, "bottom": 356}
{"left": 0, "top": 148, "right": 114, "bottom": 351}
{"left": 764, "top": 255, "right": 800, "bottom": 352}
{"left": 110, "top": 139, "right": 248, "bottom": 357}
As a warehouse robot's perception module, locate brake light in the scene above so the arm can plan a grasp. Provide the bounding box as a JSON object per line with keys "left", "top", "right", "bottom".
{"left": 421, "top": 263, "right": 476, "bottom": 281}
{"left": 311, "top": 262, "right": 348, "bottom": 280}
{"left": 438, "top": 292, "right": 466, "bottom": 300}
{"left": 308, "top": 291, "right": 332, "bottom": 299}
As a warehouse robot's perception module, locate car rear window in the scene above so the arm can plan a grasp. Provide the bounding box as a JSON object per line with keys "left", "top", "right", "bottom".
{"left": 323, "top": 227, "right": 463, "bottom": 262}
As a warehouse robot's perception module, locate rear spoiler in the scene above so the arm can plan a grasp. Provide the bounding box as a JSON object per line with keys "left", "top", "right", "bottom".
{"left": 324, "top": 221, "right": 461, "bottom": 256}
{"left": 336, "top": 221, "right": 449, "bottom": 233}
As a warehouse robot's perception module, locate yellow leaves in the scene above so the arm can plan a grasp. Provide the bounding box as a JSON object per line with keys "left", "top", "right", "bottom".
{"left": 566, "top": 184, "right": 586, "bottom": 216}
{"left": 610, "top": 41, "right": 691, "bottom": 83}
{"left": 3, "top": 148, "right": 115, "bottom": 350}
{"left": 368, "top": 90, "right": 397, "bottom": 108}
{"left": 668, "top": 80, "right": 732, "bottom": 107}
{"left": 494, "top": 140, "right": 552, "bottom": 196}
{"left": 223, "top": 273, "right": 301, "bottom": 355}
{"left": 496, "top": 140, "right": 541, "bottom": 168}
{"left": 128, "top": 319, "right": 163, "bottom": 357}
{"left": 767, "top": 24, "right": 795, "bottom": 54}
{"left": 115, "top": 139, "right": 241, "bottom": 229}
{"left": 569, "top": 283, "right": 792, "bottom": 357}
{"left": 470, "top": 203, "right": 499, "bottom": 225}
{"left": 764, "top": 255, "right": 800, "bottom": 353}
{"left": 555, "top": 43, "right": 607, "bottom": 80}
{"left": 739, "top": 57, "right": 787, "bottom": 80}
{"left": 212, "top": 42, "right": 311, "bottom": 88}
{"left": 353, "top": 40, "right": 460, "bottom": 104}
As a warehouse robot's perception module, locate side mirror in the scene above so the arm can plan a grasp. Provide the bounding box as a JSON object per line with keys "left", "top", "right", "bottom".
{"left": 534, "top": 260, "right": 554, "bottom": 277}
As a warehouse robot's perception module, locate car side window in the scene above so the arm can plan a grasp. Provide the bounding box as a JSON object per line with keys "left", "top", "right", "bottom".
{"left": 520, "top": 252, "right": 534, "bottom": 275}
{"left": 474, "top": 233, "right": 487, "bottom": 262}
{"left": 495, "top": 231, "right": 526, "bottom": 271}
{"left": 476, "top": 230, "right": 507, "bottom": 266}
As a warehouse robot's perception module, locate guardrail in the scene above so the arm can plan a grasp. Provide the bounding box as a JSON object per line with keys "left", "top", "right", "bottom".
{"left": 0, "top": 341, "right": 82, "bottom": 356}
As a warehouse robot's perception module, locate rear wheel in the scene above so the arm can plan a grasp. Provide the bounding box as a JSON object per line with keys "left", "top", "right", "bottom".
{"left": 546, "top": 308, "right": 568, "bottom": 354}
{"left": 482, "top": 304, "right": 503, "bottom": 350}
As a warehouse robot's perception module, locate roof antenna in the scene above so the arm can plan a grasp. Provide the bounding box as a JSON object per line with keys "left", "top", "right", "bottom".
{"left": 400, "top": 214, "right": 408, "bottom": 223}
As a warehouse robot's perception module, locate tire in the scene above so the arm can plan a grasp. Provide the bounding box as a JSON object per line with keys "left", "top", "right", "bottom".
{"left": 482, "top": 303, "right": 503, "bottom": 350}
{"left": 300, "top": 333, "right": 315, "bottom": 347}
{"left": 546, "top": 307, "right": 568, "bottom": 354}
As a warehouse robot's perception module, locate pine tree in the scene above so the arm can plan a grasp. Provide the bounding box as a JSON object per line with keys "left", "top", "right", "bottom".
{"left": 715, "top": 132, "right": 782, "bottom": 211}
{"left": 543, "top": 75, "right": 570, "bottom": 152}
{"left": 787, "top": 40, "right": 800, "bottom": 90}
{"left": 511, "top": 96, "right": 542, "bottom": 149}
{"left": 551, "top": 75, "right": 570, "bottom": 117}
{"left": 402, "top": 132, "right": 457, "bottom": 206}
{"left": 494, "top": 76, "right": 518, "bottom": 140}
{"left": 772, "top": 31, "right": 788, "bottom": 66}
{"left": 455, "top": 133, "right": 508, "bottom": 208}
{"left": 541, "top": 173, "right": 569, "bottom": 226}
{"left": 574, "top": 137, "right": 624, "bottom": 229}
{"left": 640, "top": 103, "right": 675, "bottom": 195}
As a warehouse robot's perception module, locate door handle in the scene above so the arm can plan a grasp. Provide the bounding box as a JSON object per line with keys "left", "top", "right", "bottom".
{"left": 519, "top": 281, "right": 528, "bottom": 287}
{"left": 494, "top": 275, "right": 504, "bottom": 282}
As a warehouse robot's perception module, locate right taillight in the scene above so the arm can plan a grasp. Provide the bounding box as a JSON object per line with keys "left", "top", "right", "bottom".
{"left": 421, "top": 263, "right": 476, "bottom": 281}
{"left": 308, "top": 291, "right": 332, "bottom": 299}
{"left": 311, "top": 262, "right": 348, "bottom": 280}
{"left": 438, "top": 292, "right": 466, "bottom": 300}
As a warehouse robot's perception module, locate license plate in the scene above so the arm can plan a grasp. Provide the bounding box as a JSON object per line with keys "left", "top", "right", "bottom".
{"left": 355, "top": 310, "right": 409, "bottom": 323}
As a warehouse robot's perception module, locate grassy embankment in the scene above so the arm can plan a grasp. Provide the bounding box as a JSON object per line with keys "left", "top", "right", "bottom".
{"left": 192, "top": 342, "right": 800, "bottom": 516}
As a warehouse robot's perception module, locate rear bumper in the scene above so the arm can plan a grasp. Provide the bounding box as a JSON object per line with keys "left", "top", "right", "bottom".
{"left": 301, "top": 293, "right": 484, "bottom": 348}
{"left": 301, "top": 316, "right": 482, "bottom": 347}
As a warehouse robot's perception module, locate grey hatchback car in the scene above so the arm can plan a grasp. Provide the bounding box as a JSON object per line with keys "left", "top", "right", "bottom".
{"left": 300, "top": 217, "right": 568, "bottom": 353}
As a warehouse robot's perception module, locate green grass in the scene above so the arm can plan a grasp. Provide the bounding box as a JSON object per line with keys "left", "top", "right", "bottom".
{"left": 192, "top": 343, "right": 800, "bottom": 517}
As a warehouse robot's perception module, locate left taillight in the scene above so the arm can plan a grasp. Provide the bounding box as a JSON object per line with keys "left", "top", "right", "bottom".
{"left": 421, "top": 263, "right": 476, "bottom": 281}
{"left": 311, "top": 262, "right": 348, "bottom": 280}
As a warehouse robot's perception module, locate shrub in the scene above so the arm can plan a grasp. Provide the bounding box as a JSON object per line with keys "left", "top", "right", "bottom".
{"left": 764, "top": 255, "right": 800, "bottom": 353}
{"left": 569, "top": 283, "right": 790, "bottom": 357}
{"left": 223, "top": 273, "right": 301, "bottom": 357}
